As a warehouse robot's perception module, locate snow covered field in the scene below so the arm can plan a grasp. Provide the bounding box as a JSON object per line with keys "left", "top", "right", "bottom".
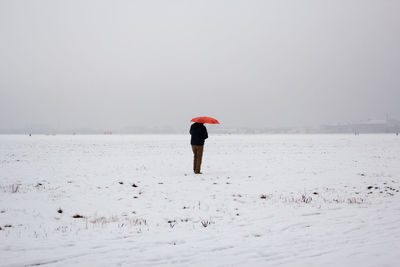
{"left": 1, "top": 134, "right": 399, "bottom": 266}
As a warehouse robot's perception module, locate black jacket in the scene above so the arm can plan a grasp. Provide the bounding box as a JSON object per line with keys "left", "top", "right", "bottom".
{"left": 190, "top": 123, "right": 208, "bottom": 145}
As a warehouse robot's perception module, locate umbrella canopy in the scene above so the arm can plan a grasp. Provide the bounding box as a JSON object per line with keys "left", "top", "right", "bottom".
{"left": 191, "top": 116, "right": 220, "bottom": 124}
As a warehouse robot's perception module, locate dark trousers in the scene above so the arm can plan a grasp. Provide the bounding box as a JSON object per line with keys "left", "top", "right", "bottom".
{"left": 191, "top": 145, "right": 204, "bottom": 173}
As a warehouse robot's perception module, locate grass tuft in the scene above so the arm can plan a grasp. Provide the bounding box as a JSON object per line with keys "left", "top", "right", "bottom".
{"left": 200, "top": 218, "right": 215, "bottom": 228}
{"left": 11, "top": 184, "right": 19, "bottom": 193}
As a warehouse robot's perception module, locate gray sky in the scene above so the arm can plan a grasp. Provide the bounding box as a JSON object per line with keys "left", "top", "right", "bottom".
{"left": 1, "top": 0, "right": 399, "bottom": 131}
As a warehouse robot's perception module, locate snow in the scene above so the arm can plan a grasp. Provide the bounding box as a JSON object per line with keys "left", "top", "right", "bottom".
{"left": 0, "top": 134, "right": 399, "bottom": 266}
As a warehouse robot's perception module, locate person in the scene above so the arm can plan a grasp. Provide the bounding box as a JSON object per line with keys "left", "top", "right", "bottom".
{"left": 190, "top": 122, "right": 208, "bottom": 174}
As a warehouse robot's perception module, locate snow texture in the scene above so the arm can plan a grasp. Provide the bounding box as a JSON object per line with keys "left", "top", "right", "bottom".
{"left": 0, "top": 134, "right": 399, "bottom": 266}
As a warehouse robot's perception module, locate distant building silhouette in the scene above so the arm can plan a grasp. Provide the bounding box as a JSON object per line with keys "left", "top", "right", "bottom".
{"left": 321, "top": 117, "right": 400, "bottom": 134}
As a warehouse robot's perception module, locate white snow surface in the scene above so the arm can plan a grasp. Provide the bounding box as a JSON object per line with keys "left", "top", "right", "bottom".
{"left": 0, "top": 134, "right": 400, "bottom": 267}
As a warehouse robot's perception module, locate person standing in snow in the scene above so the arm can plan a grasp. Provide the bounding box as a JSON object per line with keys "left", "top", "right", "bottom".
{"left": 190, "top": 123, "right": 208, "bottom": 174}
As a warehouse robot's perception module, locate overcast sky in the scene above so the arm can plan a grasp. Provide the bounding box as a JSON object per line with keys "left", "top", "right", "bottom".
{"left": 0, "top": 0, "right": 399, "bottom": 131}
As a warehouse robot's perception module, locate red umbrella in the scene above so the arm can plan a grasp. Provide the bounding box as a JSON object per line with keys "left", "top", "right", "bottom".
{"left": 191, "top": 116, "right": 220, "bottom": 124}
